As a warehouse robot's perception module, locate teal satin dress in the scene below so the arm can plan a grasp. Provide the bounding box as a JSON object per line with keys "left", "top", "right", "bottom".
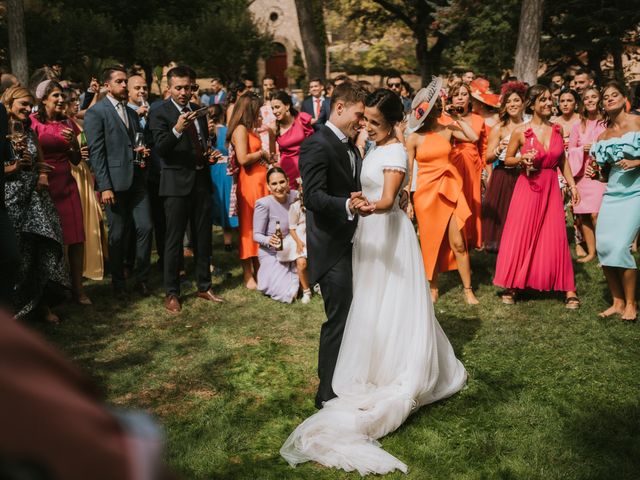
{"left": 591, "top": 131, "right": 640, "bottom": 268}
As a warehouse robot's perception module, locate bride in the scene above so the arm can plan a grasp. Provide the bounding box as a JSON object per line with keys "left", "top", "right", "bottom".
{"left": 280, "top": 86, "right": 468, "bottom": 475}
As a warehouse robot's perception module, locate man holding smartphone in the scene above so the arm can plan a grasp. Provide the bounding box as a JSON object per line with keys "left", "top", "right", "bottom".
{"left": 149, "top": 65, "right": 223, "bottom": 314}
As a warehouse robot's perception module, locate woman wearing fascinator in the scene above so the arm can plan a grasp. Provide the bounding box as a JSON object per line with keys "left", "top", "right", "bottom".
{"left": 405, "top": 77, "right": 481, "bottom": 304}
{"left": 281, "top": 85, "right": 467, "bottom": 475}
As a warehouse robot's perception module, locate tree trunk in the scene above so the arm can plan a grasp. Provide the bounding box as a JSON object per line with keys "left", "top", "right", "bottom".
{"left": 415, "top": 32, "right": 431, "bottom": 87}
{"left": 513, "top": 0, "right": 544, "bottom": 85}
{"left": 6, "top": 0, "right": 29, "bottom": 85}
{"left": 294, "top": 0, "right": 325, "bottom": 81}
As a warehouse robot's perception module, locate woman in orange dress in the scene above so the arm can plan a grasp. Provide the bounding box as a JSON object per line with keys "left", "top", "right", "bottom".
{"left": 443, "top": 82, "right": 487, "bottom": 249}
{"left": 406, "top": 78, "right": 480, "bottom": 304}
{"left": 229, "top": 93, "right": 275, "bottom": 289}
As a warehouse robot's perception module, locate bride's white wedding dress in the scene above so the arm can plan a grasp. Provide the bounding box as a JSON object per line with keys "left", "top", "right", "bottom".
{"left": 280, "top": 142, "right": 467, "bottom": 475}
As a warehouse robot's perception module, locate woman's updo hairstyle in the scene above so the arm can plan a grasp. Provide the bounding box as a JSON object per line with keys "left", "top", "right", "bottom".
{"left": 365, "top": 88, "right": 404, "bottom": 125}
{"left": 266, "top": 166, "right": 288, "bottom": 183}
{"left": 524, "top": 84, "right": 551, "bottom": 115}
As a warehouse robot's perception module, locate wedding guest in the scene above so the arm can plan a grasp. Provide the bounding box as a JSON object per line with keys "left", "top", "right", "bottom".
{"left": 590, "top": 81, "right": 640, "bottom": 321}
{"left": 386, "top": 74, "right": 411, "bottom": 112}
{"left": 279, "top": 182, "right": 311, "bottom": 303}
{"left": 494, "top": 85, "right": 580, "bottom": 308}
{"left": 443, "top": 81, "right": 487, "bottom": 249}
{"left": 462, "top": 69, "right": 475, "bottom": 84}
{"left": 554, "top": 88, "right": 581, "bottom": 144}
{"left": 567, "top": 86, "right": 607, "bottom": 264}
{"left": 301, "top": 78, "right": 329, "bottom": 131}
{"left": 225, "top": 80, "right": 248, "bottom": 124}
{"left": 149, "top": 65, "right": 223, "bottom": 313}
{"left": 0, "top": 103, "right": 18, "bottom": 310}
{"left": 573, "top": 69, "right": 595, "bottom": 95}
{"left": 482, "top": 81, "right": 527, "bottom": 253}
{"left": 210, "top": 77, "right": 226, "bottom": 105}
{"left": 271, "top": 90, "right": 314, "bottom": 189}
{"left": 253, "top": 167, "right": 300, "bottom": 303}
{"left": 228, "top": 93, "right": 273, "bottom": 289}
{"left": 262, "top": 75, "right": 276, "bottom": 102}
{"left": 470, "top": 78, "right": 500, "bottom": 132}
{"left": 407, "top": 77, "right": 480, "bottom": 304}
{"left": 208, "top": 104, "right": 238, "bottom": 250}
{"left": 65, "top": 88, "right": 107, "bottom": 281}
{"left": 84, "top": 67, "right": 153, "bottom": 297}
{"left": 127, "top": 75, "right": 150, "bottom": 128}
{"left": 30, "top": 80, "right": 90, "bottom": 305}
{"left": 400, "top": 81, "right": 414, "bottom": 113}
{"left": 3, "top": 86, "right": 69, "bottom": 322}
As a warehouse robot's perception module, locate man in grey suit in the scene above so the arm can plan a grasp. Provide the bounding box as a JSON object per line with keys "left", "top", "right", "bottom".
{"left": 84, "top": 66, "right": 153, "bottom": 296}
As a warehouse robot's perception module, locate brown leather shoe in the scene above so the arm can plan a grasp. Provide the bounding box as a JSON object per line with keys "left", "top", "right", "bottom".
{"left": 196, "top": 289, "right": 224, "bottom": 303}
{"left": 164, "top": 294, "right": 181, "bottom": 314}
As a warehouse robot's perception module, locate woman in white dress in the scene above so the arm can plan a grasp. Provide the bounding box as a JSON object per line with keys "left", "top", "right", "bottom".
{"left": 281, "top": 87, "right": 467, "bottom": 475}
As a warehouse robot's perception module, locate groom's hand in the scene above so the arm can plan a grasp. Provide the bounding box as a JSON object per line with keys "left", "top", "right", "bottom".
{"left": 348, "top": 191, "right": 367, "bottom": 214}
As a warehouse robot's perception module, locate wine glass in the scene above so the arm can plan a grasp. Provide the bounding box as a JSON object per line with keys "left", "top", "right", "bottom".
{"left": 134, "top": 132, "right": 146, "bottom": 168}
{"left": 526, "top": 136, "right": 538, "bottom": 177}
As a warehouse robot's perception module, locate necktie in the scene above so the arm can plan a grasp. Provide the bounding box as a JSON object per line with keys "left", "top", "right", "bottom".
{"left": 315, "top": 98, "right": 321, "bottom": 119}
{"left": 116, "top": 102, "right": 129, "bottom": 129}
{"left": 343, "top": 138, "right": 356, "bottom": 178}
{"left": 182, "top": 107, "right": 204, "bottom": 167}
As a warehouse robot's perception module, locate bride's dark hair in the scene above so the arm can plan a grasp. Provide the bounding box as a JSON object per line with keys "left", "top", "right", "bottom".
{"left": 365, "top": 89, "right": 404, "bottom": 125}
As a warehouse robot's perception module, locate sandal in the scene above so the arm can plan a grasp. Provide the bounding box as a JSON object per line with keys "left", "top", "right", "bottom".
{"left": 564, "top": 296, "right": 580, "bottom": 310}
{"left": 501, "top": 290, "right": 516, "bottom": 305}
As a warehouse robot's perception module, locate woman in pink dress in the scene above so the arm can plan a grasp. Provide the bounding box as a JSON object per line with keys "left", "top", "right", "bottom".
{"left": 30, "top": 80, "right": 90, "bottom": 304}
{"left": 494, "top": 85, "right": 581, "bottom": 308}
{"left": 567, "top": 86, "right": 607, "bottom": 264}
{"left": 270, "top": 90, "right": 313, "bottom": 189}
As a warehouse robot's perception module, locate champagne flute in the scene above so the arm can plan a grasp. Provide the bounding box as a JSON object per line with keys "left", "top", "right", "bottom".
{"left": 134, "top": 132, "right": 146, "bottom": 168}
{"left": 526, "top": 136, "right": 538, "bottom": 177}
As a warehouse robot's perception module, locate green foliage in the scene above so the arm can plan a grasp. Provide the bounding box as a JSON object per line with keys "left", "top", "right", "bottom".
{"left": 38, "top": 232, "right": 640, "bottom": 479}
{"left": 2, "top": 0, "right": 270, "bottom": 82}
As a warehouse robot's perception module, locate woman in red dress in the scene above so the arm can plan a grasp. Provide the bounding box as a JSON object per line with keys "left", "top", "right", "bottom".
{"left": 228, "top": 93, "right": 275, "bottom": 289}
{"left": 270, "top": 90, "right": 313, "bottom": 189}
{"left": 31, "top": 80, "right": 90, "bottom": 305}
{"left": 494, "top": 85, "right": 580, "bottom": 308}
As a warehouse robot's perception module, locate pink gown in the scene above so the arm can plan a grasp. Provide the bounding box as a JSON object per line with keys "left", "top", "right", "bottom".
{"left": 567, "top": 119, "right": 607, "bottom": 214}
{"left": 493, "top": 124, "right": 576, "bottom": 292}
{"left": 276, "top": 112, "right": 313, "bottom": 189}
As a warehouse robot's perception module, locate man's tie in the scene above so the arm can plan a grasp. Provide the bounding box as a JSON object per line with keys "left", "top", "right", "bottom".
{"left": 116, "top": 102, "right": 129, "bottom": 129}
{"left": 342, "top": 138, "right": 356, "bottom": 179}
{"left": 315, "top": 98, "right": 322, "bottom": 119}
{"left": 182, "top": 107, "right": 205, "bottom": 167}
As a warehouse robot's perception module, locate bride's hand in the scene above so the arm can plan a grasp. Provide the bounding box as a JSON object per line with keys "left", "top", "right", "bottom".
{"left": 358, "top": 203, "right": 376, "bottom": 216}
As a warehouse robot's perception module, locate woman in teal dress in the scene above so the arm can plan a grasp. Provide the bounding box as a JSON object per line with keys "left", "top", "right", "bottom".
{"left": 590, "top": 81, "right": 640, "bottom": 321}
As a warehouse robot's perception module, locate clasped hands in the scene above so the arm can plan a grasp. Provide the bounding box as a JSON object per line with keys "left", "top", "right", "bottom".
{"left": 349, "top": 192, "right": 375, "bottom": 216}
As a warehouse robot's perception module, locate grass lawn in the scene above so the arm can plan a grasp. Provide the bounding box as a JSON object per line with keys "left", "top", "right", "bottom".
{"left": 35, "top": 233, "right": 640, "bottom": 480}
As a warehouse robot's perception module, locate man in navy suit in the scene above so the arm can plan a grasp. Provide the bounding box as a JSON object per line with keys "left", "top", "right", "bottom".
{"left": 84, "top": 66, "right": 153, "bottom": 297}
{"left": 301, "top": 78, "right": 329, "bottom": 131}
{"left": 149, "top": 66, "right": 224, "bottom": 314}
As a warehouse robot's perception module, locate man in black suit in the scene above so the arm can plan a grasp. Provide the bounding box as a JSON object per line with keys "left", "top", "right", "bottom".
{"left": 84, "top": 66, "right": 153, "bottom": 296}
{"left": 149, "top": 66, "right": 223, "bottom": 314}
{"left": 299, "top": 82, "right": 369, "bottom": 408}
{"left": 301, "top": 78, "right": 329, "bottom": 131}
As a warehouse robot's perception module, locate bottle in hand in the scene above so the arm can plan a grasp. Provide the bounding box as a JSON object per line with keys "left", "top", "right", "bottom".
{"left": 275, "top": 221, "right": 283, "bottom": 251}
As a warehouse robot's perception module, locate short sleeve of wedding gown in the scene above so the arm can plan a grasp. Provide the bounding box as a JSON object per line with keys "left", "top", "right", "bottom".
{"left": 382, "top": 143, "right": 408, "bottom": 173}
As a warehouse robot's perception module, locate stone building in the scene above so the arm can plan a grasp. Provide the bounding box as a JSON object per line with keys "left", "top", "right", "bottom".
{"left": 248, "top": 0, "right": 306, "bottom": 88}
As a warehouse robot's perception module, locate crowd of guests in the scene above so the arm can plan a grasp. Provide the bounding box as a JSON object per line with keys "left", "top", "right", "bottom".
{"left": 0, "top": 62, "right": 639, "bottom": 322}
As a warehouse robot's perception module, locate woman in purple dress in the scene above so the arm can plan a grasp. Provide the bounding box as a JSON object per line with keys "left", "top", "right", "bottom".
{"left": 567, "top": 86, "right": 607, "bottom": 264}
{"left": 270, "top": 91, "right": 313, "bottom": 190}
{"left": 30, "top": 80, "right": 89, "bottom": 305}
{"left": 253, "top": 167, "right": 300, "bottom": 303}
{"left": 494, "top": 85, "right": 580, "bottom": 308}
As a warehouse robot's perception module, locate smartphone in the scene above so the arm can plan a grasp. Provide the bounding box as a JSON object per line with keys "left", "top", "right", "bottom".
{"left": 192, "top": 106, "right": 209, "bottom": 118}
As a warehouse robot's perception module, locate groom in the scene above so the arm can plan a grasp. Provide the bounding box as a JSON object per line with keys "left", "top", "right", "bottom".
{"left": 299, "top": 81, "right": 369, "bottom": 409}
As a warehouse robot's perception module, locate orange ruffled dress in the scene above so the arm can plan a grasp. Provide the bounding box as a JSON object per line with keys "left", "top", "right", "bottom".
{"left": 442, "top": 113, "right": 486, "bottom": 248}
{"left": 237, "top": 132, "right": 268, "bottom": 260}
{"left": 413, "top": 132, "right": 471, "bottom": 281}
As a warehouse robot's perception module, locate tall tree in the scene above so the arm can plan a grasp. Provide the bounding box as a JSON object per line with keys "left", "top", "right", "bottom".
{"left": 295, "top": 0, "right": 326, "bottom": 81}
{"left": 513, "top": 0, "right": 544, "bottom": 85}
{"left": 6, "top": 0, "right": 28, "bottom": 84}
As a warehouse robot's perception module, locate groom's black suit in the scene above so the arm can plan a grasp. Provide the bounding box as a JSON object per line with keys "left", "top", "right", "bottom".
{"left": 299, "top": 124, "right": 362, "bottom": 409}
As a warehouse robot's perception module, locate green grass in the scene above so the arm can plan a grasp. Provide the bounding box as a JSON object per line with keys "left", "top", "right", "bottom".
{"left": 35, "top": 232, "right": 640, "bottom": 480}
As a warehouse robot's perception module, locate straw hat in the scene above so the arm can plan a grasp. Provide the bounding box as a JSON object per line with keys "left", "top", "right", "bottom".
{"left": 469, "top": 78, "right": 500, "bottom": 108}
{"left": 408, "top": 76, "right": 443, "bottom": 133}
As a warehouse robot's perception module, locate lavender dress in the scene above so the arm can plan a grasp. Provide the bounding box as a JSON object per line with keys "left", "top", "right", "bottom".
{"left": 253, "top": 191, "right": 300, "bottom": 303}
